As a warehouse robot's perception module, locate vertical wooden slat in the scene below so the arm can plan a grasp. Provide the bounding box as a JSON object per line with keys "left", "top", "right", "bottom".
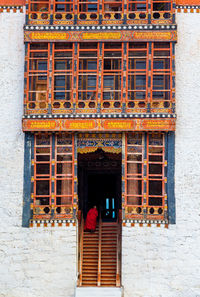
{"left": 79, "top": 212, "right": 84, "bottom": 286}
{"left": 97, "top": 214, "right": 102, "bottom": 286}
{"left": 116, "top": 211, "right": 121, "bottom": 286}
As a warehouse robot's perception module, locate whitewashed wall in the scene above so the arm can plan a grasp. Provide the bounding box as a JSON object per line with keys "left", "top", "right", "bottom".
{"left": 122, "top": 13, "right": 200, "bottom": 297}
{"left": 0, "top": 11, "right": 77, "bottom": 297}
{"left": 0, "top": 9, "right": 200, "bottom": 297}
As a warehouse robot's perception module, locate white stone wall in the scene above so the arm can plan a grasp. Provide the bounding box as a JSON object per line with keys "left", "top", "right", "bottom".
{"left": 1, "top": 9, "right": 200, "bottom": 297}
{"left": 122, "top": 13, "right": 200, "bottom": 297}
{"left": 0, "top": 11, "right": 77, "bottom": 297}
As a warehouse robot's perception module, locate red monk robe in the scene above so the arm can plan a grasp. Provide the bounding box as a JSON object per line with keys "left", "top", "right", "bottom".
{"left": 84, "top": 206, "right": 98, "bottom": 231}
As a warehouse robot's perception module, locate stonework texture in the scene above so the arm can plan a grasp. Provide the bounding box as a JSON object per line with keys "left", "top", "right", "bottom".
{"left": 0, "top": 12, "right": 76, "bottom": 297}
{"left": 0, "top": 11, "right": 200, "bottom": 297}
{"left": 122, "top": 13, "right": 200, "bottom": 297}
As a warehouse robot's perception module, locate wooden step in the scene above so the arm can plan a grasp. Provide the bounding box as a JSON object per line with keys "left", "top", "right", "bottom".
{"left": 83, "top": 257, "right": 98, "bottom": 260}
{"left": 82, "top": 266, "right": 98, "bottom": 270}
{"left": 80, "top": 221, "right": 121, "bottom": 287}
{"left": 101, "top": 243, "right": 116, "bottom": 246}
{"left": 83, "top": 246, "right": 98, "bottom": 249}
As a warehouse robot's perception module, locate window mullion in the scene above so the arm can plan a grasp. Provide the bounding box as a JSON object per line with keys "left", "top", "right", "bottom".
{"left": 143, "top": 132, "right": 147, "bottom": 219}
{"left": 51, "top": 133, "right": 55, "bottom": 218}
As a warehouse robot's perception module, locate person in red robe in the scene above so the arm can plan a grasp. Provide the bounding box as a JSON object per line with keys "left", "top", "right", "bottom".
{"left": 84, "top": 206, "right": 98, "bottom": 232}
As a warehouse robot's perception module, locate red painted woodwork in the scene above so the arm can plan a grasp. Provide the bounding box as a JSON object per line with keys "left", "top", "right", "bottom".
{"left": 26, "top": 0, "right": 174, "bottom": 25}
{"left": 125, "top": 132, "right": 166, "bottom": 221}
{"left": 0, "top": 0, "right": 25, "bottom": 5}
{"left": 25, "top": 42, "right": 174, "bottom": 115}
{"left": 32, "top": 133, "right": 74, "bottom": 220}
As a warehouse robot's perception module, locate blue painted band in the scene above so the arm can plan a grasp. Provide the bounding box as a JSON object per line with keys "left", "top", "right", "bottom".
{"left": 167, "top": 132, "right": 176, "bottom": 224}
{"left": 22, "top": 133, "right": 32, "bottom": 228}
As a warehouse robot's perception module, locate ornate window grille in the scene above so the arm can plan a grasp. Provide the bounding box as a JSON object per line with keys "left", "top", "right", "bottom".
{"left": 32, "top": 133, "right": 74, "bottom": 220}
{"left": 25, "top": 42, "right": 173, "bottom": 114}
{"left": 27, "top": 0, "right": 174, "bottom": 23}
{"left": 127, "top": 0, "right": 148, "bottom": 22}
{"left": 77, "top": 42, "right": 99, "bottom": 112}
{"left": 78, "top": 0, "right": 99, "bottom": 22}
{"left": 26, "top": 131, "right": 173, "bottom": 224}
{"left": 152, "top": 0, "right": 172, "bottom": 21}
{"left": 125, "top": 132, "right": 167, "bottom": 222}
{"left": 53, "top": 0, "right": 74, "bottom": 22}
{"left": 28, "top": 0, "right": 50, "bottom": 21}
{"left": 101, "top": 42, "right": 123, "bottom": 111}
{"left": 151, "top": 42, "right": 172, "bottom": 111}
{"left": 52, "top": 43, "right": 74, "bottom": 112}
{"left": 25, "top": 43, "right": 50, "bottom": 113}
{"left": 126, "top": 42, "right": 148, "bottom": 112}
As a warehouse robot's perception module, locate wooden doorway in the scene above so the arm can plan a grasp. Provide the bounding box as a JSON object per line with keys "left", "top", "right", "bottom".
{"left": 78, "top": 149, "right": 122, "bottom": 287}
{"left": 78, "top": 149, "right": 121, "bottom": 219}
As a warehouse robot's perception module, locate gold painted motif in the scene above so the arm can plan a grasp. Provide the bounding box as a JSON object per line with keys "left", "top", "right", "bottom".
{"left": 133, "top": 31, "right": 177, "bottom": 41}
{"left": 23, "top": 118, "right": 176, "bottom": 132}
{"left": 82, "top": 32, "right": 122, "bottom": 40}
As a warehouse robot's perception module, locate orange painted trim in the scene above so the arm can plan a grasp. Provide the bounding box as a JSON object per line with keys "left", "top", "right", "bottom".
{"left": 176, "top": 0, "right": 200, "bottom": 5}
{"left": 22, "top": 118, "right": 176, "bottom": 132}
{"left": 0, "top": 0, "right": 25, "bottom": 5}
{"left": 24, "top": 30, "right": 177, "bottom": 43}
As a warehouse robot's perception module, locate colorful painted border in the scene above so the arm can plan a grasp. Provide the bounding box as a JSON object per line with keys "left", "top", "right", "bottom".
{"left": 22, "top": 118, "right": 176, "bottom": 132}
{"left": 176, "top": 5, "right": 200, "bottom": 12}
{"left": 0, "top": 0, "right": 25, "bottom": 4}
{"left": 0, "top": 5, "right": 24, "bottom": 12}
{"left": 24, "top": 30, "right": 177, "bottom": 42}
{"left": 29, "top": 219, "right": 76, "bottom": 228}
{"left": 122, "top": 220, "right": 169, "bottom": 228}
{"left": 176, "top": 0, "right": 200, "bottom": 4}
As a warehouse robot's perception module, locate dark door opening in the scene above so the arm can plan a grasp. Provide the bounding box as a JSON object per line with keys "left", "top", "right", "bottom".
{"left": 88, "top": 173, "right": 119, "bottom": 221}
{"left": 78, "top": 149, "right": 121, "bottom": 221}
{"left": 78, "top": 148, "right": 122, "bottom": 287}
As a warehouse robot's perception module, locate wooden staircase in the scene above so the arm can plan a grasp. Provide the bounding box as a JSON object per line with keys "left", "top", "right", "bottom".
{"left": 101, "top": 222, "right": 118, "bottom": 286}
{"left": 78, "top": 214, "right": 121, "bottom": 287}
{"left": 82, "top": 225, "right": 99, "bottom": 286}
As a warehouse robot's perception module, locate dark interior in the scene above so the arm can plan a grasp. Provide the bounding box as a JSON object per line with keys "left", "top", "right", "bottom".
{"left": 78, "top": 149, "right": 121, "bottom": 221}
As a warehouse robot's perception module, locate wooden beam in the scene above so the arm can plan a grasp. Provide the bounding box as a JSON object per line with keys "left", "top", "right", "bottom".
{"left": 0, "top": 0, "right": 25, "bottom": 5}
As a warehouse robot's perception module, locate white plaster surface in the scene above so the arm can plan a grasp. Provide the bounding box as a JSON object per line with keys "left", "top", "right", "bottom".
{"left": 75, "top": 287, "right": 123, "bottom": 297}
{"left": 0, "top": 12, "right": 76, "bottom": 297}
{"left": 122, "top": 13, "right": 200, "bottom": 297}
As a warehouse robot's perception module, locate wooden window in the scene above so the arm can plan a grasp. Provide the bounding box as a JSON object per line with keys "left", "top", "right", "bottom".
{"left": 102, "top": 43, "right": 123, "bottom": 110}
{"left": 25, "top": 41, "right": 173, "bottom": 114}
{"left": 77, "top": 43, "right": 99, "bottom": 110}
{"left": 127, "top": 0, "right": 148, "bottom": 21}
{"left": 102, "top": 0, "right": 123, "bottom": 20}
{"left": 54, "top": 0, "right": 74, "bottom": 13}
{"left": 125, "top": 132, "right": 166, "bottom": 220}
{"left": 78, "top": 0, "right": 99, "bottom": 13}
{"left": 55, "top": 133, "right": 74, "bottom": 217}
{"left": 126, "top": 132, "right": 144, "bottom": 207}
{"left": 26, "top": 43, "right": 49, "bottom": 111}
{"left": 33, "top": 133, "right": 74, "bottom": 219}
{"left": 52, "top": 43, "right": 74, "bottom": 110}
{"left": 151, "top": 42, "right": 172, "bottom": 109}
{"left": 147, "top": 133, "right": 165, "bottom": 211}
{"left": 53, "top": 0, "right": 74, "bottom": 21}
{"left": 152, "top": 0, "right": 172, "bottom": 12}
{"left": 28, "top": 0, "right": 50, "bottom": 20}
{"left": 127, "top": 42, "right": 148, "bottom": 110}
{"left": 152, "top": 0, "right": 173, "bottom": 20}
{"left": 34, "top": 133, "right": 52, "bottom": 218}
{"left": 27, "top": 0, "right": 173, "bottom": 22}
